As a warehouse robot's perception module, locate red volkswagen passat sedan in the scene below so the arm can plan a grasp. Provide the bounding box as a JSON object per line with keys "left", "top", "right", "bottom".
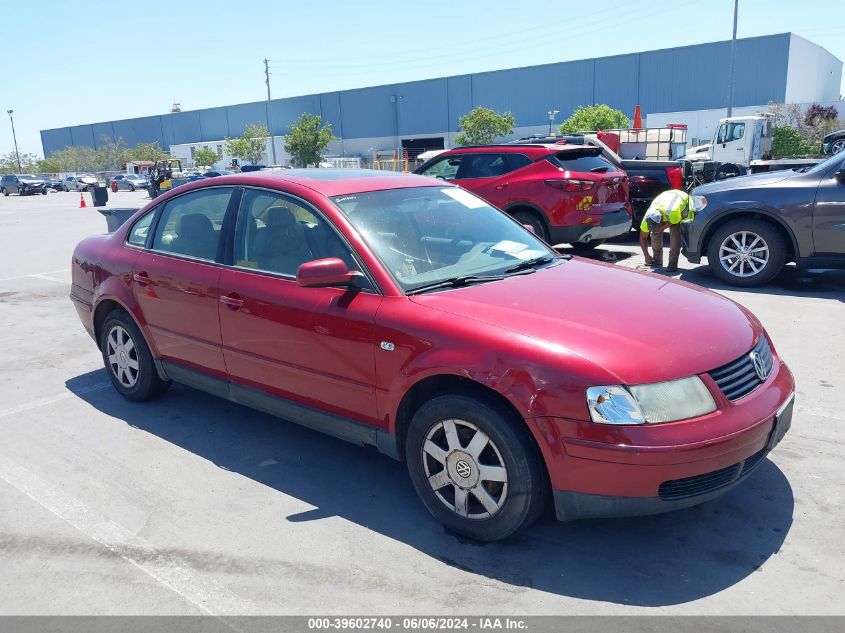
{"left": 70, "top": 170, "right": 794, "bottom": 541}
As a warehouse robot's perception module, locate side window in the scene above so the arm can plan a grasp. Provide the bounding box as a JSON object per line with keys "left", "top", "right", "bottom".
{"left": 235, "top": 189, "right": 357, "bottom": 277}
{"left": 716, "top": 124, "right": 728, "bottom": 144}
{"left": 728, "top": 122, "right": 745, "bottom": 142}
{"left": 152, "top": 188, "right": 232, "bottom": 261}
{"left": 420, "top": 156, "right": 462, "bottom": 180}
{"left": 456, "top": 153, "right": 510, "bottom": 179}
{"left": 126, "top": 209, "right": 155, "bottom": 247}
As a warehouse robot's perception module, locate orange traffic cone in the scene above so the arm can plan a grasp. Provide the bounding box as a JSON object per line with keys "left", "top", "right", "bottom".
{"left": 632, "top": 104, "right": 643, "bottom": 130}
{"left": 79, "top": 193, "right": 86, "bottom": 208}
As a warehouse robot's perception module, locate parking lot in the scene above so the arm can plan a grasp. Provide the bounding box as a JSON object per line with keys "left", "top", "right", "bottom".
{"left": 1, "top": 189, "right": 844, "bottom": 616}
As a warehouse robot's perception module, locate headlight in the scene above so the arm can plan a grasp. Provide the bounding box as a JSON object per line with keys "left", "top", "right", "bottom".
{"left": 692, "top": 195, "right": 708, "bottom": 211}
{"left": 586, "top": 377, "right": 716, "bottom": 425}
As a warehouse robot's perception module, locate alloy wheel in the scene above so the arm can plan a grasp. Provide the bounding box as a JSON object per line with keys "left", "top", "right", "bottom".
{"left": 106, "top": 324, "right": 140, "bottom": 388}
{"left": 422, "top": 418, "right": 509, "bottom": 519}
{"left": 832, "top": 139, "right": 845, "bottom": 154}
{"left": 718, "top": 230, "right": 769, "bottom": 278}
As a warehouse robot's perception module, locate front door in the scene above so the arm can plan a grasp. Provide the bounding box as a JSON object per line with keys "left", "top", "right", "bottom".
{"left": 132, "top": 186, "right": 236, "bottom": 374}
{"left": 712, "top": 121, "right": 747, "bottom": 164}
{"left": 812, "top": 156, "right": 845, "bottom": 255}
{"left": 218, "top": 188, "right": 381, "bottom": 425}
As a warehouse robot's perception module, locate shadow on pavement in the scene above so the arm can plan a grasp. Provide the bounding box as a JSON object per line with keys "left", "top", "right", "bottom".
{"left": 67, "top": 370, "right": 794, "bottom": 607}
{"left": 679, "top": 265, "right": 845, "bottom": 303}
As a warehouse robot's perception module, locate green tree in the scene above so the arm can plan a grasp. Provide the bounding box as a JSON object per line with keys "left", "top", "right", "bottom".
{"left": 48, "top": 146, "right": 100, "bottom": 172}
{"left": 559, "top": 104, "right": 629, "bottom": 134}
{"left": 283, "top": 113, "right": 337, "bottom": 167}
{"left": 454, "top": 107, "right": 515, "bottom": 146}
{"left": 226, "top": 123, "right": 269, "bottom": 165}
{"left": 771, "top": 126, "right": 817, "bottom": 157}
{"left": 34, "top": 156, "right": 62, "bottom": 174}
{"left": 1, "top": 151, "right": 40, "bottom": 173}
{"left": 96, "top": 136, "right": 128, "bottom": 171}
{"left": 127, "top": 142, "right": 169, "bottom": 163}
{"left": 193, "top": 147, "right": 220, "bottom": 168}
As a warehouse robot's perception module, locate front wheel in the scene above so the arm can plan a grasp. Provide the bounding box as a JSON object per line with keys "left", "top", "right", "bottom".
{"left": 129, "top": 184, "right": 135, "bottom": 192}
{"left": 832, "top": 139, "right": 845, "bottom": 155}
{"left": 511, "top": 210, "right": 549, "bottom": 242}
{"left": 706, "top": 219, "right": 786, "bottom": 287}
{"left": 1, "top": 187, "right": 7, "bottom": 197}
{"left": 100, "top": 309, "right": 170, "bottom": 402}
{"left": 405, "top": 394, "right": 547, "bottom": 541}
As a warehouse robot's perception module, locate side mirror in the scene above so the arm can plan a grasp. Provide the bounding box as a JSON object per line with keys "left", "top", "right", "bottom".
{"left": 835, "top": 168, "right": 845, "bottom": 183}
{"left": 296, "top": 257, "right": 365, "bottom": 289}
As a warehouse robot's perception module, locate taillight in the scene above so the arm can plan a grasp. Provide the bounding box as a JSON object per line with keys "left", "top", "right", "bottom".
{"left": 665, "top": 166, "right": 683, "bottom": 190}
{"left": 544, "top": 179, "right": 595, "bottom": 192}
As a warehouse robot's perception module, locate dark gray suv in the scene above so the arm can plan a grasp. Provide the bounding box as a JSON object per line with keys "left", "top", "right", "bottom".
{"left": 0, "top": 174, "right": 48, "bottom": 196}
{"left": 683, "top": 152, "right": 845, "bottom": 286}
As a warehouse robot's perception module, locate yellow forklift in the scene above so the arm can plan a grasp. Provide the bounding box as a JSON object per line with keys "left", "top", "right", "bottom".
{"left": 149, "top": 159, "right": 182, "bottom": 198}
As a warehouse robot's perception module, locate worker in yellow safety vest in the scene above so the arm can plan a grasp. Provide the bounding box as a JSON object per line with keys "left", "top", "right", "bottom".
{"left": 639, "top": 189, "right": 695, "bottom": 273}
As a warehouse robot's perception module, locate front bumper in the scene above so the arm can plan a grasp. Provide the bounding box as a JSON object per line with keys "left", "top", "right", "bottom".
{"left": 531, "top": 361, "right": 794, "bottom": 521}
{"left": 549, "top": 209, "right": 632, "bottom": 245}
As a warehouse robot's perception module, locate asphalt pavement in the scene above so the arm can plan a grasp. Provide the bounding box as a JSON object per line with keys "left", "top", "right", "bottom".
{"left": 1, "top": 189, "right": 843, "bottom": 615}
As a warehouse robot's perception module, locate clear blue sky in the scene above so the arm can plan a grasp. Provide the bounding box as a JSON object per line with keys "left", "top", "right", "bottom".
{"left": 3, "top": 0, "right": 843, "bottom": 156}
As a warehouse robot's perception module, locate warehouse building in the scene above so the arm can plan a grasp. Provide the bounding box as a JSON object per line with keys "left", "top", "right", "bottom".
{"left": 40, "top": 32, "right": 842, "bottom": 167}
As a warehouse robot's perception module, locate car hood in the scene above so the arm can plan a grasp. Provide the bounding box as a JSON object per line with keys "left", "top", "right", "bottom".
{"left": 693, "top": 170, "right": 794, "bottom": 195}
{"left": 410, "top": 258, "right": 761, "bottom": 385}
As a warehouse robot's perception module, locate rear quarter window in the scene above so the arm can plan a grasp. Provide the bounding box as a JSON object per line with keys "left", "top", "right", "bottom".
{"left": 549, "top": 152, "right": 615, "bottom": 173}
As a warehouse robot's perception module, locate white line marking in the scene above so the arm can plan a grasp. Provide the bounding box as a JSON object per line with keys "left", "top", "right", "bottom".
{"left": 28, "top": 273, "right": 69, "bottom": 284}
{"left": 0, "top": 269, "right": 69, "bottom": 282}
{"left": 0, "top": 455, "right": 256, "bottom": 618}
{"left": 0, "top": 383, "right": 111, "bottom": 419}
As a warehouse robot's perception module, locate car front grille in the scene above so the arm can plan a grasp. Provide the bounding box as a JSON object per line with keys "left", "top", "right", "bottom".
{"left": 658, "top": 447, "right": 767, "bottom": 501}
{"left": 708, "top": 337, "right": 774, "bottom": 401}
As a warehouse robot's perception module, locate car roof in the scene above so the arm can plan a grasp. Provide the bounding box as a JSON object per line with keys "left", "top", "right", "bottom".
{"left": 438, "top": 144, "right": 591, "bottom": 159}
{"left": 199, "top": 169, "right": 441, "bottom": 196}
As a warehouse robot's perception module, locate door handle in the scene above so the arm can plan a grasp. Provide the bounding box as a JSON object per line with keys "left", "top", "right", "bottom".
{"left": 495, "top": 182, "right": 509, "bottom": 190}
{"left": 220, "top": 294, "right": 244, "bottom": 309}
{"left": 132, "top": 272, "right": 150, "bottom": 286}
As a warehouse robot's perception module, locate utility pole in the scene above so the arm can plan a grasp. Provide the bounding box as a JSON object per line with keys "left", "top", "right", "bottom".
{"left": 7, "top": 110, "right": 21, "bottom": 173}
{"left": 726, "top": 0, "right": 739, "bottom": 117}
{"left": 264, "top": 59, "right": 277, "bottom": 165}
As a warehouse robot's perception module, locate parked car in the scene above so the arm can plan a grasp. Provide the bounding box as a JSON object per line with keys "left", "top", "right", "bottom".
{"left": 63, "top": 175, "right": 97, "bottom": 192}
{"left": 507, "top": 135, "right": 683, "bottom": 227}
{"left": 203, "top": 169, "right": 234, "bottom": 178}
{"left": 70, "top": 170, "right": 794, "bottom": 541}
{"left": 1, "top": 174, "right": 48, "bottom": 196}
{"left": 110, "top": 174, "right": 148, "bottom": 192}
{"left": 38, "top": 175, "right": 64, "bottom": 191}
{"left": 684, "top": 151, "right": 845, "bottom": 286}
{"left": 414, "top": 144, "right": 631, "bottom": 248}
{"left": 822, "top": 129, "right": 845, "bottom": 155}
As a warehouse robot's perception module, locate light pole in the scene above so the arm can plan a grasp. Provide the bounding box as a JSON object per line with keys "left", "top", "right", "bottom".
{"left": 726, "top": 0, "right": 739, "bottom": 117}
{"left": 548, "top": 109, "right": 560, "bottom": 136}
{"left": 264, "top": 59, "right": 277, "bottom": 165}
{"left": 7, "top": 110, "right": 21, "bottom": 173}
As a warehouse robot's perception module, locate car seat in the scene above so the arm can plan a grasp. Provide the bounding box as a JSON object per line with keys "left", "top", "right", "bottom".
{"left": 253, "top": 205, "right": 313, "bottom": 275}
{"left": 170, "top": 213, "right": 218, "bottom": 260}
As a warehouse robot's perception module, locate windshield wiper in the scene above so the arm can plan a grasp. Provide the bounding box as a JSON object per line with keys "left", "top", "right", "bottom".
{"left": 504, "top": 255, "right": 557, "bottom": 274}
{"left": 406, "top": 274, "right": 506, "bottom": 295}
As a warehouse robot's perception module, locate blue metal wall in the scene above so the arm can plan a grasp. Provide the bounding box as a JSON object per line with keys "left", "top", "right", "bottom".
{"left": 41, "top": 33, "right": 792, "bottom": 156}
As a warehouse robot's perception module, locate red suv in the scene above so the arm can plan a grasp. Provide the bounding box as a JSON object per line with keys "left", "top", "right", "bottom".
{"left": 414, "top": 144, "right": 631, "bottom": 248}
{"left": 71, "top": 170, "right": 793, "bottom": 541}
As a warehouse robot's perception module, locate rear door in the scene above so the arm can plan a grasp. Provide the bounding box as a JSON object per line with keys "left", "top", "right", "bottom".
{"left": 450, "top": 153, "right": 531, "bottom": 210}
{"left": 812, "top": 155, "right": 845, "bottom": 254}
{"left": 132, "top": 186, "right": 237, "bottom": 375}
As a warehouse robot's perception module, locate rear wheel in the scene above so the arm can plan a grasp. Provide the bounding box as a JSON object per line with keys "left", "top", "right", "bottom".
{"left": 129, "top": 184, "right": 135, "bottom": 192}
{"left": 706, "top": 219, "right": 786, "bottom": 287}
{"left": 832, "top": 139, "right": 845, "bottom": 154}
{"left": 100, "top": 309, "right": 170, "bottom": 402}
{"left": 1, "top": 187, "right": 7, "bottom": 197}
{"left": 405, "top": 394, "right": 547, "bottom": 541}
{"left": 511, "top": 209, "right": 549, "bottom": 242}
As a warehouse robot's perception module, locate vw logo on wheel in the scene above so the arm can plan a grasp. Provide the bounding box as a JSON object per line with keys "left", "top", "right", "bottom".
{"left": 750, "top": 351, "right": 769, "bottom": 381}
{"left": 455, "top": 459, "right": 472, "bottom": 479}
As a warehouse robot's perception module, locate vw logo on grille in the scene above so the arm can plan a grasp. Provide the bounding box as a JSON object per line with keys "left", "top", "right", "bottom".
{"left": 455, "top": 459, "right": 472, "bottom": 479}
{"left": 750, "top": 351, "right": 769, "bottom": 381}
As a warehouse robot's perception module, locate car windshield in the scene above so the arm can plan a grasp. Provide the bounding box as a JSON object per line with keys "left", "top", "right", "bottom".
{"left": 804, "top": 152, "right": 845, "bottom": 176}
{"left": 331, "top": 186, "right": 557, "bottom": 293}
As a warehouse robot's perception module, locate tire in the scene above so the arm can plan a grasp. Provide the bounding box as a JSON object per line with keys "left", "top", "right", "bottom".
{"left": 706, "top": 219, "right": 786, "bottom": 287}
{"left": 41, "top": 189, "right": 47, "bottom": 195}
{"left": 100, "top": 309, "right": 170, "bottom": 402}
{"left": 129, "top": 184, "right": 135, "bottom": 192}
{"left": 63, "top": 185, "right": 69, "bottom": 192}
{"left": 511, "top": 209, "right": 549, "bottom": 242}
{"left": 832, "top": 139, "right": 845, "bottom": 155}
{"left": 569, "top": 239, "right": 605, "bottom": 251}
{"left": 405, "top": 394, "right": 547, "bottom": 541}
{"left": 715, "top": 163, "right": 742, "bottom": 180}
{"left": 1, "top": 187, "right": 7, "bottom": 197}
